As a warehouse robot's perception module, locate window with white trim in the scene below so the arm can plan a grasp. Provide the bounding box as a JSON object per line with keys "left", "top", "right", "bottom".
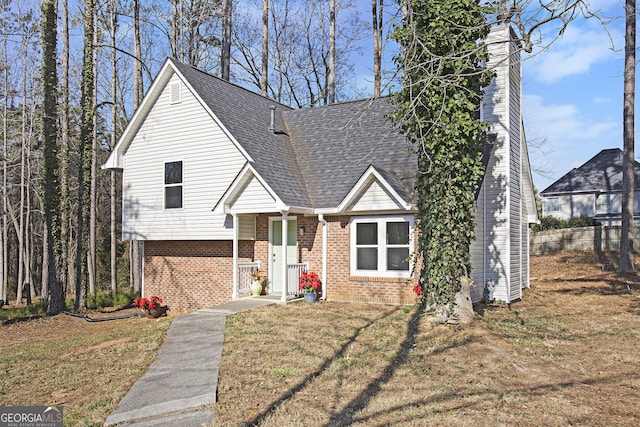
{"left": 596, "top": 193, "right": 620, "bottom": 214}
{"left": 350, "top": 216, "right": 413, "bottom": 278}
{"left": 164, "top": 161, "right": 183, "bottom": 209}
{"left": 545, "top": 197, "right": 560, "bottom": 213}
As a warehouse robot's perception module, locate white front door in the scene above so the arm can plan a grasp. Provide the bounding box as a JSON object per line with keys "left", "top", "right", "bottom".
{"left": 270, "top": 218, "right": 297, "bottom": 293}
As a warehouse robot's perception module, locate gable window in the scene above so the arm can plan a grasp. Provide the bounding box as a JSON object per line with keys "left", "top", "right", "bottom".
{"left": 350, "top": 216, "right": 413, "bottom": 278}
{"left": 164, "top": 161, "right": 183, "bottom": 209}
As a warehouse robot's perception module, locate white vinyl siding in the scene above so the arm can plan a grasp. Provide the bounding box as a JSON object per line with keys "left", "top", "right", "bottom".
{"left": 122, "top": 74, "right": 247, "bottom": 240}
{"left": 227, "top": 173, "right": 278, "bottom": 213}
{"left": 477, "top": 24, "right": 531, "bottom": 304}
{"left": 348, "top": 180, "right": 405, "bottom": 212}
{"left": 508, "top": 40, "right": 522, "bottom": 302}
{"left": 481, "top": 26, "right": 511, "bottom": 303}
{"left": 542, "top": 194, "right": 596, "bottom": 220}
{"left": 470, "top": 191, "right": 485, "bottom": 303}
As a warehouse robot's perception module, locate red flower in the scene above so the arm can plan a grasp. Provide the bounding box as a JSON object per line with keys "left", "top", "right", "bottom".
{"left": 299, "top": 271, "right": 322, "bottom": 293}
{"left": 134, "top": 295, "right": 164, "bottom": 310}
{"left": 413, "top": 285, "right": 422, "bottom": 296}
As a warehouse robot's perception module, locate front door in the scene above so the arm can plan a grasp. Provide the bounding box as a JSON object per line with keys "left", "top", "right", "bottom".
{"left": 270, "top": 218, "right": 297, "bottom": 294}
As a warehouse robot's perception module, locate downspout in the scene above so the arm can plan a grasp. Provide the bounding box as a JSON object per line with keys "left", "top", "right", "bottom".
{"left": 318, "top": 214, "right": 327, "bottom": 300}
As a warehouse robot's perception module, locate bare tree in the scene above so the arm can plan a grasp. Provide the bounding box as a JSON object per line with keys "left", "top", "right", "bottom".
{"left": 261, "top": 0, "right": 268, "bottom": 96}
{"left": 221, "top": 0, "right": 232, "bottom": 80}
{"left": 233, "top": 0, "right": 365, "bottom": 107}
{"left": 328, "top": 0, "right": 336, "bottom": 103}
{"left": 372, "top": 0, "right": 383, "bottom": 97}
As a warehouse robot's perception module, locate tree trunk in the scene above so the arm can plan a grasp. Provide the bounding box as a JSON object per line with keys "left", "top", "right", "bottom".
{"left": 328, "top": 0, "right": 336, "bottom": 104}
{"left": 372, "top": 0, "right": 383, "bottom": 97}
{"left": 76, "top": 0, "right": 96, "bottom": 310}
{"left": 110, "top": 0, "right": 119, "bottom": 293}
{"left": 89, "top": 12, "right": 98, "bottom": 296}
{"left": 221, "top": 0, "right": 232, "bottom": 80}
{"left": 133, "top": 0, "right": 143, "bottom": 108}
{"left": 41, "top": 0, "right": 64, "bottom": 315}
{"left": 1, "top": 5, "right": 6, "bottom": 304}
{"left": 619, "top": 0, "right": 635, "bottom": 273}
{"left": 61, "top": 0, "right": 71, "bottom": 297}
{"left": 261, "top": 0, "right": 268, "bottom": 96}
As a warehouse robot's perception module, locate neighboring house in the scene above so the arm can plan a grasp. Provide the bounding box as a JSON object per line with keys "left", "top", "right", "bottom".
{"left": 540, "top": 148, "right": 640, "bottom": 226}
{"left": 103, "top": 24, "right": 537, "bottom": 312}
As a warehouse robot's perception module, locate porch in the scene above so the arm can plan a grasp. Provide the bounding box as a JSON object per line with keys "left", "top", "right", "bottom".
{"left": 235, "top": 261, "right": 308, "bottom": 299}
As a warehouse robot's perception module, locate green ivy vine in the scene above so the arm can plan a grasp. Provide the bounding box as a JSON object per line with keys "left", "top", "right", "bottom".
{"left": 392, "top": 0, "right": 495, "bottom": 309}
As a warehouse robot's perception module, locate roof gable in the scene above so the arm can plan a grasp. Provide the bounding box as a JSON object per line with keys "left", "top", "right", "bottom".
{"left": 541, "top": 148, "right": 640, "bottom": 195}
{"left": 284, "top": 98, "right": 416, "bottom": 209}
{"left": 336, "top": 165, "right": 413, "bottom": 213}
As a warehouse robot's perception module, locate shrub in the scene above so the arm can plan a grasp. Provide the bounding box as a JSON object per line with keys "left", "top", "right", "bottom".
{"left": 534, "top": 215, "right": 568, "bottom": 232}
{"left": 567, "top": 215, "right": 600, "bottom": 228}
{"left": 86, "top": 289, "right": 139, "bottom": 309}
{"left": 533, "top": 215, "right": 600, "bottom": 232}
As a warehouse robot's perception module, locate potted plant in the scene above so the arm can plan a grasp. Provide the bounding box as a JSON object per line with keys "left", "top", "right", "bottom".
{"left": 133, "top": 295, "right": 168, "bottom": 318}
{"left": 250, "top": 270, "right": 266, "bottom": 296}
{"left": 299, "top": 271, "right": 321, "bottom": 303}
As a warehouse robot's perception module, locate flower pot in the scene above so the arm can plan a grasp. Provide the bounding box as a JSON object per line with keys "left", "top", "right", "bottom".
{"left": 146, "top": 306, "right": 168, "bottom": 318}
{"left": 303, "top": 292, "right": 317, "bottom": 303}
{"left": 250, "top": 280, "right": 263, "bottom": 296}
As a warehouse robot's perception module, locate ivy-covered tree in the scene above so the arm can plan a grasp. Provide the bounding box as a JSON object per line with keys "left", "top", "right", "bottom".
{"left": 41, "top": 0, "right": 64, "bottom": 315}
{"left": 392, "top": 0, "right": 493, "bottom": 322}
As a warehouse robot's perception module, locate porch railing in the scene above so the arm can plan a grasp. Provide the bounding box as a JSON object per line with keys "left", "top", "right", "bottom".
{"left": 238, "top": 262, "right": 260, "bottom": 294}
{"left": 286, "top": 263, "right": 308, "bottom": 296}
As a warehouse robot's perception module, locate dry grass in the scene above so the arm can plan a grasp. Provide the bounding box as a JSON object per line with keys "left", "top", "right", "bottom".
{"left": 1, "top": 252, "right": 639, "bottom": 426}
{"left": 212, "top": 252, "right": 640, "bottom": 426}
{"left": 0, "top": 309, "right": 171, "bottom": 426}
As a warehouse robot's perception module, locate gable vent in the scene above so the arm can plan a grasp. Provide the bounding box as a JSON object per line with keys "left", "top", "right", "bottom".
{"left": 170, "top": 82, "right": 182, "bottom": 104}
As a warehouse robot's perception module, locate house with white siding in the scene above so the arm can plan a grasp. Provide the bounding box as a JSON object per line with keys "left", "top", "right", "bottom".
{"left": 540, "top": 148, "right": 640, "bottom": 226}
{"left": 104, "top": 24, "right": 537, "bottom": 312}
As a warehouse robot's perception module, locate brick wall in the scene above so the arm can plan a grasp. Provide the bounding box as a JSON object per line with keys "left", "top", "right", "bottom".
{"left": 321, "top": 216, "right": 418, "bottom": 305}
{"left": 144, "top": 240, "right": 254, "bottom": 312}
{"left": 143, "top": 214, "right": 420, "bottom": 312}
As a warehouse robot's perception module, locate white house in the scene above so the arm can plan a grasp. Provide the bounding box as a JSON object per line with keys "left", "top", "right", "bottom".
{"left": 541, "top": 148, "right": 640, "bottom": 226}
{"left": 104, "top": 24, "right": 537, "bottom": 312}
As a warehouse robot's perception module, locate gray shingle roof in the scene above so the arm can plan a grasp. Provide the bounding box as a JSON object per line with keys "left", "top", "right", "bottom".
{"left": 171, "top": 59, "right": 416, "bottom": 209}
{"left": 541, "top": 148, "right": 640, "bottom": 195}
{"left": 284, "top": 98, "right": 416, "bottom": 208}
{"left": 171, "top": 60, "right": 312, "bottom": 207}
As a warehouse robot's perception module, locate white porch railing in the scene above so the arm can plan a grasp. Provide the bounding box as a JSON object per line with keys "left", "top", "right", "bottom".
{"left": 238, "top": 262, "right": 260, "bottom": 294}
{"left": 237, "top": 262, "right": 307, "bottom": 296}
{"left": 286, "top": 263, "right": 308, "bottom": 296}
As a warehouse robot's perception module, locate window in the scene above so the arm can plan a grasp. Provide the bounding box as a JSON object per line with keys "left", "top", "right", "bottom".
{"left": 596, "top": 194, "right": 620, "bottom": 214}
{"left": 350, "top": 216, "right": 413, "bottom": 278}
{"left": 164, "top": 161, "right": 183, "bottom": 209}
{"left": 545, "top": 197, "right": 560, "bottom": 213}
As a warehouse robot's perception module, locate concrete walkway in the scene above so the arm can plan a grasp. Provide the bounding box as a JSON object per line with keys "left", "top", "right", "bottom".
{"left": 104, "top": 297, "right": 283, "bottom": 426}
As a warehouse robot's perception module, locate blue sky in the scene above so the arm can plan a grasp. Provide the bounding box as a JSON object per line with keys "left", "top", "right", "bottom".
{"left": 347, "top": 0, "right": 628, "bottom": 192}
{"left": 521, "top": 0, "right": 627, "bottom": 191}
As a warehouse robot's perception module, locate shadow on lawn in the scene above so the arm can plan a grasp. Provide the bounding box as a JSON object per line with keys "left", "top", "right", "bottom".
{"left": 243, "top": 306, "right": 403, "bottom": 426}
{"left": 244, "top": 307, "right": 477, "bottom": 427}
{"left": 349, "top": 369, "right": 638, "bottom": 426}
